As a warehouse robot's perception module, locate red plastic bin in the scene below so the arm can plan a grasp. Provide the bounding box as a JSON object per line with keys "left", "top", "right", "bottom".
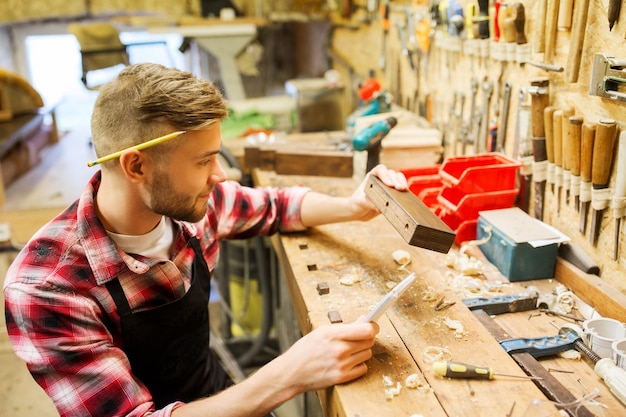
{"left": 436, "top": 210, "right": 478, "bottom": 245}
{"left": 439, "top": 153, "right": 521, "bottom": 194}
{"left": 437, "top": 187, "right": 519, "bottom": 220}
{"left": 400, "top": 165, "right": 443, "bottom": 208}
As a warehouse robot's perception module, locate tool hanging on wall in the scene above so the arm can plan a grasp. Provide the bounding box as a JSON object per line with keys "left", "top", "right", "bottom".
{"left": 513, "top": 88, "right": 532, "bottom": 213}
{"left": 579, "top": 122, "right": 596, "bottom": 234}
{"left": 590, "top": 119, "right": 618, "bottom": 246}
{"left": 608, "top": 0, "right": 622, "bottom": 30}
{"left": 611, "top": 130, "right": 626, "bottom": 260}
{"left": 544, "top": 0, "right": 560, "bottom": 63}
{"left": 552, "top": 109, "right": 564, "bottom": 215}
{"left": 565, "top": 0, "right": 591, "bottom": 83}
{"left": 495, "top": 81, "right": 511, "bottom": 153}
{"left": 379, "top": 2, "right": 390, "bottom": 70}
{"left": 558, "top": 0, "right": 574, "bottom": 29}
{"left": 529, "top": 77, "right": 550, "bottom": 221}
{"left": 562, "top": 111, "right": 576, "bottom": 207}
{"left": 544, "top": 106, "right": 557, "bottom": 194}
{"left": 477, "top": 77, "right": 493, "bottom": 153}
{"left": 567, "top": 116, "right": 583, "bottom": 211}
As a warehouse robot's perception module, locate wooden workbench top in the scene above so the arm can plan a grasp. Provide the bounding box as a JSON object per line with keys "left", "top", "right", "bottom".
{"left": 255, "top": 169, "right": 626, "bottom": 417}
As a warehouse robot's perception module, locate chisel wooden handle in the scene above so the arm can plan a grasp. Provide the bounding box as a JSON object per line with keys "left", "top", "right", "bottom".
{"left": 565, "top": 0, "right": 591, "bottom": 83}
{"left": 513, "top": 2, "right": 527, "bottom": 44}
{"left": 544, "top": 106, "right": 557, "bottom": 163}
{"left": 581, "top": 122, "right": 596, "bottom": 183}
{"left": 560, "top": 107, "right": 575, "bottom": 172}
{"left": 593, "top": 119, "right": 617, "bottom": 186}
{"left": 553, "top": 110, "right": 563, "bottom": 169}
{"left": 568, "top": 116, "right": 583, "bottom": 177}
{"left": 545, "top": 0, "right": 560, "bottom": 62}
{"left": 530, "top": 78, "right": 549, "bottom": 138}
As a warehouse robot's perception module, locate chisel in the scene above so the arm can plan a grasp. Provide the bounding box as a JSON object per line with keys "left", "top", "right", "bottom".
{"left": 567, "top": 116, "right": 583, "bottom": 211}
{"left": 565, "top": 0, "right": 591, "bottom": 83}
{"left": 560, "top": 107, "right": 575, "bottom": 207}
{"left": 590, "top": 119, "right": 618, "bottom": 246}
{"left": 529, "top": 78, "right": 550, "bottom": 220}
{"left": 612, "top": 130, "right": 626, "bottom": 260}
{"left": 544, "top": 106, "right": 557, "bottom": 193}
{"left": 580, "top": 122, "right": 596, "bottom": 234}
{"left": 552, "top": 110, "right": 564, "bottom": 215}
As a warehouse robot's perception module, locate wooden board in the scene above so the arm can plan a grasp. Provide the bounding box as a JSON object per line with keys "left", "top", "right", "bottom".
{"left": 365, "top": 174, "right": 455, "bottom": 253}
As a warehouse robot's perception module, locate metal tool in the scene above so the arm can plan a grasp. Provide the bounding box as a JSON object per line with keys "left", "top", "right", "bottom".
{"left": 590, "top": 119, "right": 618, "bottom": 246}
{"left": 612, "top": 130, "right": 626, "bottom": 260}
{"left": 529, "top": 78, "right": 549, "bottom": 220}
{"left": 567, "top": 116, "right": 583, "bottom": 210}
{"left": 562, "top": 113, "right": 572, "bottom": 207}
{"left": 552, "top": 109, "right": 564, "bottom": 215}
{"left": 463, "top": 77, "right": 479, "bottom": 154}
{"left": 579, "top": 122, "right": 596, "bottom": 234}
{"left": 589, "top": 53, "right": 626, "bottom": 103}
{"left": 364, "top": 272, "right": 417, "bottom": 322}
{"left": 526, "top": 61, "right": 564, "bottom": 72}
{"left": 495, "top": 81, "right": 512, "bottom": 153}
{"left": 608, "top": 0, "right": 622, "bottom": 30}
{"left": 462, "top": 294, "right": 538, "bottom": 315}
{"left": 544, "top": 106, "right": 557, "bottom": 193}
{"left": 504, "top": 323, "right": 626, "bottom": 405}
{"left": 433, "top": 360, "right": 542, "bottom": 380}
{"left": 565, "top": 0, "right": 591, "bottom": 83}
{"left": 477, "top": 78, "right": 493, "bottom": 153}
{"left": 513, "top": 89, "right": 532, "bottom": 212}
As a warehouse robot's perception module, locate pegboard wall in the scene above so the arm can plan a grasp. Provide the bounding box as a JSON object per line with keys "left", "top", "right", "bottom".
{"left": 330, "top": 0, "right": 626, "bottom": 295}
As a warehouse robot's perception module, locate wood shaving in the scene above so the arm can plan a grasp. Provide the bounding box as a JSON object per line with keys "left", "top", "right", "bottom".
{"left": 422, "top": 346, "right": 452, "bottom": 364}
{"left": 558, "top": 349, "right": 582, "bottom": 360}
{"left": 384, "top": 382, "right": 402, "bottom": 399}
{"left": 422, "top": 286, "right": 438, "bottom": 302}
{"left": 405, "top": 373, "right": 424, "bottom": 388}
{"left": 392, "top": 249, "right": 411, "bottom": 269}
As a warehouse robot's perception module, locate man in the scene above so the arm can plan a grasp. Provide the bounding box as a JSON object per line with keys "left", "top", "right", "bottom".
{"left": 4, "top": 63, "right": 408, "bottom": 417}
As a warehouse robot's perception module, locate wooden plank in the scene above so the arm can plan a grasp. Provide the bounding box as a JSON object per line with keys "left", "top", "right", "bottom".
{"left": 555, "top": 257, "right": 626, "bottom": 321}
{"left": 365, "top": 175, "right": 455, "bottom": 253}
{"left": 275, "top": 149, "right": 352, "bottom": 177}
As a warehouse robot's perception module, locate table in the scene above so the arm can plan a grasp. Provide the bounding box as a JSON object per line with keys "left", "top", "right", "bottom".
{"left": 253, "top": 168, "right": 626, "bottom": 417}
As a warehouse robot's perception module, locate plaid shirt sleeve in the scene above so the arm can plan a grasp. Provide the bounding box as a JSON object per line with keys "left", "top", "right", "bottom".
{"left": 4, "top": 177, "right": 311, "bottom": 417}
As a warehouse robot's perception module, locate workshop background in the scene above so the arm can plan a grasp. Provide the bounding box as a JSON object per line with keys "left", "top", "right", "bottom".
{"left": 0, "top": 0, "right": 625, "bottom": 416}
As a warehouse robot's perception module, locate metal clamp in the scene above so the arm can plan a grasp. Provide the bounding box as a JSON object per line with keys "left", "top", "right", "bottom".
{"left": 589, "top": 52, "right": 626, "bottom": 103}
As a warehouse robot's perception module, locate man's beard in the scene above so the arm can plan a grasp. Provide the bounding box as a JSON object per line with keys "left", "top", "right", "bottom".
{"left": 147, "top": 169, "right": 208, "bottom": 223}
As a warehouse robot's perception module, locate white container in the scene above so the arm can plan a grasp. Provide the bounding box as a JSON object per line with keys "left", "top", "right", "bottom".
{"left": 583, "top": 318, "right": 626, "bottom": 359}
{"left": 612, "top": 338, "right": 626, "bottom": 370}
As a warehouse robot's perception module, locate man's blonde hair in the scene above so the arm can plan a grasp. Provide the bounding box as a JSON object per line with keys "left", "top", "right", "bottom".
{"left": 90, "top": 63, "right": 228, "bottom": 163}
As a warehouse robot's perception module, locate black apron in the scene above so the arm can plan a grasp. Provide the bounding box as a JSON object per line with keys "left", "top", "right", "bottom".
{"left": 106, "top": 237, "right": 233, "bottom": 408}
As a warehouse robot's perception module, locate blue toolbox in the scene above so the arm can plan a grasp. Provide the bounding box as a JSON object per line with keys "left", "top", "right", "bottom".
{"left": 477, "top": 207, "right": 564, "bottom": 281}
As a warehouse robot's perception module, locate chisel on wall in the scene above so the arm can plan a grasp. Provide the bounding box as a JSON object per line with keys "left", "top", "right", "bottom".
{"left": 579, "top": 122, "right": 596, "bottom": 234}
{"left": 612, "top": 130, "right": 626, "bottom": 260}
{"left": 590, "top": 119, "right": 618, "bottom": 247}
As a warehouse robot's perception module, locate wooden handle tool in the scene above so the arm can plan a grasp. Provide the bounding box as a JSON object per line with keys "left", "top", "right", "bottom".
{"left": 590, "top": 119, "right": 618, "bottom": 246}
{"left": 568, "top": 116, "right": 583, "bottom": 210}
{"left": 544, "top": 0, "right": 561, "bottom": 63}
{"left": 565, "top": 0, "right": 591, "bottom": 83}
{"left": 579, "top": 122, "right": 596, "bottom": 233}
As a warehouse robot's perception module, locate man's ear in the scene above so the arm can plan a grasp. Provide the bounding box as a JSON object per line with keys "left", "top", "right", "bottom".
{"left": 119, "top": 150, "right": 149, "bottom": 183}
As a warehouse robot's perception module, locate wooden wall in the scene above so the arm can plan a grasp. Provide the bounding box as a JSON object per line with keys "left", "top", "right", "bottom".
{"left": 330, "top": 0, "right": 626, "bottom": 296}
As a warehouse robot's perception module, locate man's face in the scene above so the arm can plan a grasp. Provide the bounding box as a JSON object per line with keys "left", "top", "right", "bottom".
{"left": 144, "top": 124, "right": 227, "bottom": 223}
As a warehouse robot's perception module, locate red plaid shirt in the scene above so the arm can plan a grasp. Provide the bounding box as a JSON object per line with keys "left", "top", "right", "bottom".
{"left": 4, "top": 171, "right": 309, "bottom": 417}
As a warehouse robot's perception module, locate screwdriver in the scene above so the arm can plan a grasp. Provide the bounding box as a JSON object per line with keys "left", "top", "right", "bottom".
{"left": 433, "top": 361, "right": 543, "bottom": 380}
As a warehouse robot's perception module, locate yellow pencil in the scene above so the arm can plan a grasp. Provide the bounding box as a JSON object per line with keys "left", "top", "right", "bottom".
{"left": 87, "top": 131, "right": 186, "bottom": 167}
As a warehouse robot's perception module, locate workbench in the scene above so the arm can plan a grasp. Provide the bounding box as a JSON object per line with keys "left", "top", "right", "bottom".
{"left": 253, "top": 168, "right": 626, "bottom": 417}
